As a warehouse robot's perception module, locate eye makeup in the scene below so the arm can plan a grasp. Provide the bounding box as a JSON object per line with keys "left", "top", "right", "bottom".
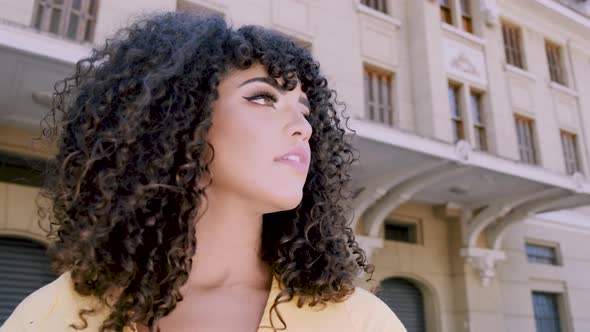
{"left": 243, "top": 90, "right": 279, "bottom": 106}
{"left": 243, "top": 89, "right": 311, "bottom": 118}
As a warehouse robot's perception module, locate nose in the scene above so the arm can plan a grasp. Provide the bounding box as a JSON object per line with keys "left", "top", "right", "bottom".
{"left": 287, "top": 108, "right": 313, "bottom": 142}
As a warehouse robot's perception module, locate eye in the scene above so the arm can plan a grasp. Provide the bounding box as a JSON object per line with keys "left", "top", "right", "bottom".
{"left": 243, "top": 92, "right": 278, "bottom": 107}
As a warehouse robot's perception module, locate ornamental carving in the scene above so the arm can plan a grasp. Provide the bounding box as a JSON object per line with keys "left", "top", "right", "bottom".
{"left": 461, "top": 247, "right": 506, "bottom": 287}
{"left": 444, "top": 37, "right": 488, "bottom": 86}
{"left": 451, "top": 53, "right": 480, "bottom": 77}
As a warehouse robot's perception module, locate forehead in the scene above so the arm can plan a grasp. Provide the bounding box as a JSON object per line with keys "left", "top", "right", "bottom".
{"left": 221, "top": 64, "right": 302, "bottom": 91}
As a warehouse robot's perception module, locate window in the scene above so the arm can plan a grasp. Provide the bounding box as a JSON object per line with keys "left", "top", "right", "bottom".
{"left": 364, "top": 65, "right": 394, "bottom": 126}
{"left": 560, "top": 130, "right": 581, "bottom": 175}
{"left": 361, "top": 0, "right": 388, "bottom": 14}
{"left": 384, "top": 222, "right": 418, "bottom": 243}
{"left": 439, "top": 0, "right": 453, "bottom": 24}
{"left": 290, "top": 37, "right": 313, "bottom": 52}
{"left": 448, "top": 83, "right": 464, "bottom": 143}
{"left": 532, "top": 292, "right": 563, "bottom": 332}
{"left": 32, "top": 0, "right": 98, "bottom": 42}
{"left": 470, "top": 91, "right": 487, "bottom": 151}
{"left": 177, "top": 0, "right": 224, "bottom": 17}
{"left": 0, "top": 152, "right": 48, "bottom": 187}
{"left": 460, "top": 0, "right": 473, "bottom": 33}
{"left": 502, "top": 22, "right": 525, "bottom": 69}
{"left": 526, "top": 243, "right": 559, "bottom": 265}
{"left": 545, "top": 40, "right": 566, "bottom": 85}
{"left": 515, "top": 115, "right": 538, "bottom": 165}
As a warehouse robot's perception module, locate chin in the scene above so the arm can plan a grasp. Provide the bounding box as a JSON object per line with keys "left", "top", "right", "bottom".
{"left": 270, "top": 191, "right": 304, "bottom": 212}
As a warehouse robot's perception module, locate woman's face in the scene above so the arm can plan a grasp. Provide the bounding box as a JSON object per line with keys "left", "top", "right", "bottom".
{"left": 205, "top": 64, "right": 313, "bottom": 213}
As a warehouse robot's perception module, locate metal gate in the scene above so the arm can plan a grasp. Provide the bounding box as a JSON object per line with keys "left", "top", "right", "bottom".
{"left": 0, "top": 237, "right": 57, "bottom": 324}
{"left": 377, "top": 277, "right": 426, "bottom": 332}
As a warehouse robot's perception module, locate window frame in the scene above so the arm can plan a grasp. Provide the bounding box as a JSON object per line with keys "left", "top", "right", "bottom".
{"left": 31, "top": 0, "right": 99, "bottom": 42}
{"left": 514, "top": 114, "right": 538, "bottom": 165}
{"left": 532, "top": 291, "right": 565, "bottom": 332}
{"left": 545, "top": 39, "right": 567, "bottom": 86}
{"left": 176, "top": 0, "right": 225, "bottom": 17}
{"left": 469, "top": 89, "right": 487, "bottom": 151}
{"left": 560, "top": 130, "right": 581, "bottom": 175}
{"left": 525, "top": 241, "right": 561, "bottom": 266}
{"left": 360, "top": 0, "right": 389, "bottom": 14}
{"left": 383, "top": 216, "right": 423, "bottom": 245}
{"left": 364, "top": 64, "right": 394, "bottom": 126}
{"left": 459, "top": 0, "right": 473, "bottom": 33}
{"left": 439, "top": 0, "right": 453, "bottom": 25}
{"left": 501, "top": 20, "right": 526, "bottom": 69}
{"left": 384, "top": 223, "right": 417, "bottom": 243}
{"left": 0, "top": 152, "right": 49, "bottom": 187}
{"left": 448, "top": 81, "right": 465, "bottom": 143}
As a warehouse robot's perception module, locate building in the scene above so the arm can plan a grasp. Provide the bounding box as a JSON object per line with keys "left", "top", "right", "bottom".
{"left": 1, "top": 0, "right": 589, "bottom": 331}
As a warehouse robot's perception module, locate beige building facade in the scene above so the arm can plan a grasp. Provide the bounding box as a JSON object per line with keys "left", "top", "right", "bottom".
{"left": 0, "top": 0, "right": 589, "bottom": 331}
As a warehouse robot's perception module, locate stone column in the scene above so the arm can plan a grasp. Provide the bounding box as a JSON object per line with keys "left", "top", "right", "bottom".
{"left": 406, "top": 0, "right": 454, "bottom": 142}
{"left": 448, "top": 211, "right": 507, "bottom": 332}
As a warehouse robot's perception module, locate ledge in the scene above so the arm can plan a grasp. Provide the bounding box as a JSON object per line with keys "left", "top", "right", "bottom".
{"left": 504, "top": 64, "right": 536, "bottom": 81}
{"left": 441, "top": 22, "right": 486, "bottom": 47}
{"left": 549, "top": 81, "right": 578, "bottom": 98}
{"left": 0, "top": 18, "right": 91, "bottom": 65}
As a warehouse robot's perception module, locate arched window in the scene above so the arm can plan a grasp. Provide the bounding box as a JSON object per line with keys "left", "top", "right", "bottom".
{"left": 377, "top": 277, "right": 426, "bottom": 332}
{"left": 0, "top": 237, "right": 57, "bottom": 324}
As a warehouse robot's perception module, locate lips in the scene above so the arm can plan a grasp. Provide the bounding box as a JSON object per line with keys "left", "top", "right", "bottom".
{"left": 274, "top": 144, "right": 311, "bottom": 173}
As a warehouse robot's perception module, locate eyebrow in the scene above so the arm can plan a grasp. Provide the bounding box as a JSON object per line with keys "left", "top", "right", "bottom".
{"left": 239, "top": 76, "right": 311, "bottom": 112}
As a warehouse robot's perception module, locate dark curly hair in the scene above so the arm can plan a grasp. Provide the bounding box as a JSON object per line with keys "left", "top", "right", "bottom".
{"left": 38, "top": 12, "right": 373, "bottom": 332}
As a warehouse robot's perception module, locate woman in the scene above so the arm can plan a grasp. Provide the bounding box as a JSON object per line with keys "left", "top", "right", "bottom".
{"left": 1, "top": 12, "right": 405, "bottom": 332}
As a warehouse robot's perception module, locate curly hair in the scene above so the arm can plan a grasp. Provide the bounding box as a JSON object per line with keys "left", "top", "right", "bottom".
{"left": 38, "top": 12, "right": 373, "bottom": 332}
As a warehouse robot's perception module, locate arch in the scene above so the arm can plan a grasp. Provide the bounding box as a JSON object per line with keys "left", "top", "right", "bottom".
{"left": 0, "top": 229, "right": 50, "bottom": 245}
{"left": 363, "top": 165, "right": 468, "bottom": 237}
{"left": 348, "top": 160, "right": 448, "bottom": 232}
{"left": 462, "top": 188, "right": 563, "bottom": 247}
{"left": 376, "top": 274, "right": 441, "bottom": 332}
{"left": 488, "top": 193, "right": 590, "bottom": 250}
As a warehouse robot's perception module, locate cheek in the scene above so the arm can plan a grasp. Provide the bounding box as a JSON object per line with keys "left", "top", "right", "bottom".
{"left": 207, "top": 115, "right": 306, "bottom": 210}
{"left": 208, "top": 115, "right": 274, "bottom": 180}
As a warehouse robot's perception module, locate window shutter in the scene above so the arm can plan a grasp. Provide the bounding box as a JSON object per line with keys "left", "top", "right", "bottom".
{"left": 0, "top": 237, "right": 57, "bottom": 324}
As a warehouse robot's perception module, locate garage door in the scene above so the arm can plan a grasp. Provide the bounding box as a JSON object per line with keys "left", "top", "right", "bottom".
{"left": 0, "top": 237, "right": 57, "bottom": 325}
{"left": 376, "top": 277, "right": 426, "bottom": 332}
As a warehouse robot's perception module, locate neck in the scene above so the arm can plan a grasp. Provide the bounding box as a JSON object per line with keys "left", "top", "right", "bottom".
{"left": 186, "top": 188, "right": 271, "bottom": 291}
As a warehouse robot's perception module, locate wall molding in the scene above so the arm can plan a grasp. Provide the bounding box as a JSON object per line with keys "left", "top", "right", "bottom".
{"left": 528, "top": 210, "right": 590, "bottom": 234}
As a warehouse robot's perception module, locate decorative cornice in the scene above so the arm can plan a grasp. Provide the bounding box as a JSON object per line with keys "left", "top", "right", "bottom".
{"left": 534, "top": 0, "right": 590, "bottom": 30}
{"left": 355, "top": 235, "right": 384, "bottom": 261}
{"left": 455, "top": 140, "right": 473, "bottom": 163}
{"left": 481, "top": 0, "right": 500, "bottom": 27}
{"left": 460, "top": 247, "right": 506, "bottom": 287}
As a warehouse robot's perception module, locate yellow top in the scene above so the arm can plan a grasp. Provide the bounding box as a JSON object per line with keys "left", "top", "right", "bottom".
{"left": 1, "top": 272, "right": 406, "bottom": 332}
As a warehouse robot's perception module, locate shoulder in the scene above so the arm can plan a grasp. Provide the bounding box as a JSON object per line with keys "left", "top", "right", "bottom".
{"left": 0, "top": 272, "right": 106, "bottom": 332}
{"left": 342, "top": 287, "right": 407, "bottom": 332}
{"left": 1, "top": 273, "right": 68, "bottom": 331}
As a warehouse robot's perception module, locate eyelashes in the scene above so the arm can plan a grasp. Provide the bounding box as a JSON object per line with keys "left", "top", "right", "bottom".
{"left": 243, "top": 90, "right": 311, "bottom": 119}
{"left": 243, "top": 91, "right": 278, "bottom": 106}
